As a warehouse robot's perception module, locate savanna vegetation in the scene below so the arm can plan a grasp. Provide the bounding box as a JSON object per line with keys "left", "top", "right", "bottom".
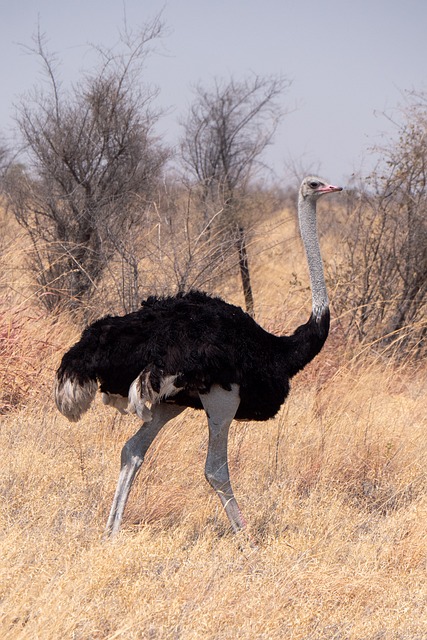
{"left": 0, "top": 18, "right": 426, "bottom": 640}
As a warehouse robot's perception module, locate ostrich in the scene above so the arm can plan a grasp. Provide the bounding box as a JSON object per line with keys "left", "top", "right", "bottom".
{"left": 55, "top": 176, "right": 342, "bottom": 538}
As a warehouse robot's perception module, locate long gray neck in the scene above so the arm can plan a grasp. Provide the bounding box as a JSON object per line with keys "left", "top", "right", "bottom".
{"left": 298, "top": 193, "right": 328, "bottom": 320}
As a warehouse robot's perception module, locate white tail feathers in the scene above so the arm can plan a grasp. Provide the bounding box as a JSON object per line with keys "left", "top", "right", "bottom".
{"left": 55, "top": 370, "right": 182, "bottom": 423}
{"left": 127, "top": 371, "right": 182, "bottom": 421}
{"left": 55, "top": 375, "right": 97, "bottom": 422}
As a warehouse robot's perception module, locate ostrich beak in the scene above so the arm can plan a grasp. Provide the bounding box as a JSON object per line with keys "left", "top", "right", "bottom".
{"left": 317, "top": 184, "right": 343, "bottom": 193}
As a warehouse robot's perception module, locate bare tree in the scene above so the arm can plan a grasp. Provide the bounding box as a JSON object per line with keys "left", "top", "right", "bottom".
{"left": 180, "top": 75, "right": 290, "bottom": 316}
{"left": 4, "top": 19, "right": 168, "bottom": 313}
{"left": 333, "top": 91, "right": 427, "bottom": 357}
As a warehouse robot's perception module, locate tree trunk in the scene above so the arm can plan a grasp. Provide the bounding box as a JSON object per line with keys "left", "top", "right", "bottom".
{"left": 236, "top": 226, "right": 254, "bottom": 318}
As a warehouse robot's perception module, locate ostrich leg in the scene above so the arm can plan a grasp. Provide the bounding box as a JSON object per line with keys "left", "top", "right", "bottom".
{"left": 200, "top": 384, "right": 246, "bottom": 533}
{"left": 104, "top": 403, "right": 184, "bottom": 537}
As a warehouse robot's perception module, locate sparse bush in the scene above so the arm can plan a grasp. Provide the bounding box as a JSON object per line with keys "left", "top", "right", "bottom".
{"left": 4, "top": 20, "right": 168, "bottom": 314}
{"left": 332, "top": 93, "right": 427, "bottom": 358}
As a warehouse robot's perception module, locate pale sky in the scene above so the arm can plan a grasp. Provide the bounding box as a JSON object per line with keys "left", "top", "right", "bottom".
{"left": 1, "top": 0, "right": 426, "bottom": 186}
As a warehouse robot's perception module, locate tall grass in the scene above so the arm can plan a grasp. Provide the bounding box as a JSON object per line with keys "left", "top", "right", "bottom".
{"left": 0, "top": 208, "right": 426, "bottom": 639}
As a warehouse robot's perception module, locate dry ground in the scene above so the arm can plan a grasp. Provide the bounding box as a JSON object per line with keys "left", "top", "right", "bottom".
{"left": 0, "top": 207, "right": 426, "bottom": 639}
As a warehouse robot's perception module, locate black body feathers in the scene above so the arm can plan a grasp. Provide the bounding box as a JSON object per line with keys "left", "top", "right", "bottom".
{"left": 56, "top": 291, "right": 329, "bottom": 422}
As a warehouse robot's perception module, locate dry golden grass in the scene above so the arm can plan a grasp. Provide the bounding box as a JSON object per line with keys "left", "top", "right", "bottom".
{"left": 0, "top": 206, "right": 426, "bottom": 639}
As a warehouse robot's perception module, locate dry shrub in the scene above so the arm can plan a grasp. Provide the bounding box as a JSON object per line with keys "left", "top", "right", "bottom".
{"left": 330, "top": 95, "right": 427, "bottom": 359}
{"left": 0, "top": 305, "right": 66, "bottom": 412}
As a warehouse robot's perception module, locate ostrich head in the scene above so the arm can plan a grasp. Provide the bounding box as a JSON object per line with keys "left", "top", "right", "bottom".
{"left": 299, "top": 176, "right": 343, "bottom": 200}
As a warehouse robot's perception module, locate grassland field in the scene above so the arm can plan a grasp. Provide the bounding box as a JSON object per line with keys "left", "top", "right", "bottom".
{"left": 0, "top": 204, "right": 426, "bottom": 639}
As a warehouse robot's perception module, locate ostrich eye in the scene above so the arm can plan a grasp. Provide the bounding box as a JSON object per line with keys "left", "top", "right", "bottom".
{"left": 309, "top": 180, "right": 320, "bottom": 189}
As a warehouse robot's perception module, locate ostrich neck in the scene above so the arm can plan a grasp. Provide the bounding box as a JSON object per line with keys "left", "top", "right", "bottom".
{"left": 298, "top": 195, "right": 328, "bottom": 320}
